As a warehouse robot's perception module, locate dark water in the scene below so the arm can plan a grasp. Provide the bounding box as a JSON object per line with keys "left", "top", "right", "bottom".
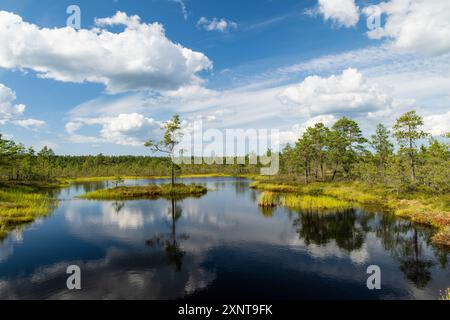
{"left": 0, "top": 178, "right": 449, "bottom": 300}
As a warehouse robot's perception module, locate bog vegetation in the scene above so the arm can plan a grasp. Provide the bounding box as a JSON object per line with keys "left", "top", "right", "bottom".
{"left": 0, "top": 110, "right": 449, "bottom": 243}
{"left": 79, "top": 184, "right": 207, "bottom": 200}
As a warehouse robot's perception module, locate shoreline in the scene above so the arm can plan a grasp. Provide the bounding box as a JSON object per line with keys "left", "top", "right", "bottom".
{"left": 250, "top": 179, "right": 450, "bottom": 247}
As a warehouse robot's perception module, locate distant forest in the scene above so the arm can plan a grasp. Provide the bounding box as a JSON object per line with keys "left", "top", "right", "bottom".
{"left": 0, "top": 110, "right": 449, "bottom": 193}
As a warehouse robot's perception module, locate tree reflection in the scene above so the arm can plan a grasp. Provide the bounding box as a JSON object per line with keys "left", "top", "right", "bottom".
{"left": 292, "top": 207, "right": 447, "bottom": 288}
{"left": 112, "top": 200, "right": 125, "bottom": 213}
{"left": 374, "top": 214, "right": 436, "bottom": 288}
{"left": 293, "top": 209, "right": 365, "bottom": 252}
{"left": 146, "top": 198, "right": 188, "bottom": 272}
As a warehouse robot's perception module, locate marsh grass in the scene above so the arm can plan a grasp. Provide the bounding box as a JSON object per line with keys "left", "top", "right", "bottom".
{"left": 79, "top": 183, "right": 208, "bottom": 200}
{"left": 258, "top": 192, "right": 278, "bottom": 207}
{"left": 281, "top": 194, "right": 355, "bottom": 211}
{"left": 0, "top": 185, "right": 56, "bottom": 240}
{"left": 251, "top": 178, "right": 450, "bottom": 246}
{"left": 251, "top": 182, "right": 300, "bottom": 193}
{"left": 440, "top": 288, "right": 450, "bottom": 300}
{"left": 63, "top": 173, "right": 255, "bottom": 184}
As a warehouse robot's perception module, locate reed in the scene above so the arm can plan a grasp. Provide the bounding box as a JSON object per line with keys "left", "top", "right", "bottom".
{"left": 281, "top": 194, "right": 355, "bottom": 211}
{"left": 79, "top": 184, "right": 207, "bottom": 200}
{"left": 258, "top": 192, "right": 278, "bottom": 207}
{"left": 440, "top": 287, "right": 450, "bottom": 300}
{"left": 0, "top": 186, "right": 56, "bottom": 240}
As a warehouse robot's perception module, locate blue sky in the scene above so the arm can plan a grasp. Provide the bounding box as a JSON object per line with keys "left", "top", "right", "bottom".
{"left": 0, "top": 0, "right": 449, "bottom": 155}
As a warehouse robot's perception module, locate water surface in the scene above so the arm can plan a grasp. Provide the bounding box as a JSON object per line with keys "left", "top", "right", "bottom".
{"left": 0, "top": 178, "right": 449, "bottom": 299}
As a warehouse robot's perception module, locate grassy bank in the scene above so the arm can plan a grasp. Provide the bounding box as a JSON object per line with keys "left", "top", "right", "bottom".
{"left": 282, "top": 194, "right": 355, "bottom": 211}
{"left": 0, "top": 185, "right": 57, "bottom": 240}
{"left": 258, "top": 192, "right": 278, "bottom": 207}
{"left": 62, "top": 173, "right": 255, "bottom": 184}
{"left": 441, "top": 288, "right": 450, "bottom": 300}
{"left": 251, "top": 179, "right": 450, "bottom": 246}
{"left": 258, "top": 191, "right": 355, "bottom": 211}
{"left": 79, "top": 183, "right": 208, "bottom": 200}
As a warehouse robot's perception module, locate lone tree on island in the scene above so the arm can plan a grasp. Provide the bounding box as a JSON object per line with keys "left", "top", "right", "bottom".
{"left": 145, "top": 115, "right": 183, "bottom": 187}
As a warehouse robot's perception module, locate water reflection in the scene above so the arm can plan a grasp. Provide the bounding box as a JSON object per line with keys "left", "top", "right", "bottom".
{"left": 289, "top": 207, "right": 449, "bottom": 289}
{"left": 374, "top": 215, "right": 436, "bottom": 288}
{"left": 0, "top": 178, "right": 448, "bottom": 300}
{"left": 293, "top": 209, "right": 366, "bottom": 252}
{"left": 147, "top": 198, "right": 188, "bottom": 272}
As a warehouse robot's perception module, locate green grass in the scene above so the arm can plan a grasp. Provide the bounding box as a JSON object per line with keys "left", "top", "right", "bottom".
{"left": 251, "top": 181, "right": 301, "bottom": 193}
{"left": 440, "top": 288, "right": 450, "bottom": 301}
{"left": 62, "top": 173, "right": 253, "bottom": 184}
{"left": 0, "top": 185, "right": 56, "bottom": 240}
{"left": 79, "top": 183, "right": 208, "bottom": 200}
{"left": 250, "top": 178, "right": 450, "bottom": 246}
{"left": 281, "top": 194, "right": 355, "bottom": 211}
{"left": 258, "top": 192, "right": 278, "bottom": 207}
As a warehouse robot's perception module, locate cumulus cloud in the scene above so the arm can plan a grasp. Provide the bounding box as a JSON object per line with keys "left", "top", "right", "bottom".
{"left": 317, "top": 0, "right": 360, "bottom": 28}
{"left": 197, "top": 17, "right": 237, "bottom": 32}
{"left": 0, "top": 83, "right": 45, "bottom": 129}
{"left": 0, "top": 11, "right": 212, "bottom": 93}
{"left": 279, "top": 115, "right": 337, "bottom": 144}
{"left": 424, "top": 111, "right": 450, "bottom": 136}
{"left": 0, "top": 83, "right": 26, "bottom": 121}
{"left": 363, "top": 0, "right": 450, "bottom": 55}
{"left": 279, "top": 68, "right": 395, "bottom": 116}
{"left": 66, "top": 113, "right": 162, "bottom": 146}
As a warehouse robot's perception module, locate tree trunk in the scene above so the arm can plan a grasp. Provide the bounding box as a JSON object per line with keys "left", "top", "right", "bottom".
{"left": 171, "top": 157, "right": 175, "bottom": 187}
{"left": 409, "top": 138, "right": 416, "bottom": 182}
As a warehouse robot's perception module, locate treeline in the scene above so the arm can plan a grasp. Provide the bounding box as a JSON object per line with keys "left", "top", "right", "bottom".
{"left": 1, "top": 110, "right": 448, "bottom": 193}
{"left": 280, "top": 111, "right": 450, "bottom": 194}
{"left": 0, "top": 140, "right": 261, "bottom": 180}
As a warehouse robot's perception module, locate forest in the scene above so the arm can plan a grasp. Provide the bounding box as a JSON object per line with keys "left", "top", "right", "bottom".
{"left": 0, "top": 110, "right": 448, "bottom": 194}
{"left": 0, "top": 111, "right": 449, "bottom": 249}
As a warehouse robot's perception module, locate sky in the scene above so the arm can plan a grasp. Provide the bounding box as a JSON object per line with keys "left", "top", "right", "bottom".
{"left": 0, "top": 0, "right": 449, "bottom": 155}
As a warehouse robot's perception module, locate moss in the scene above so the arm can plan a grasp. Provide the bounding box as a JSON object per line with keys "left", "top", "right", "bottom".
{"left": 258, "top": 192, "right": 278, "bottom": 207}
{"left": 62, "top": 173, "right": 254, "bottom": 184}
{"left": 281, "top": 194, "right": 355, "bottom": 211}
{"left": 0, "top": 185, "right": 56, "bottom": 240}
{"left": 440, "top": 288, "right": 450, "bottom": 301}
{"left": 250, "top": 178, "right": 450, "bottom": 246}
{"left": 79, "top": 183, "right": 208, "bottom": 200}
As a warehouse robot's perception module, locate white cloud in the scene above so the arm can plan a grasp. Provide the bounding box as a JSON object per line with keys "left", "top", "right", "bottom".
{"left": 318, "top": 0, "right": 359, "bottom": 28}
{"left": 197, "top": 17, "right": 237, "bottom": 32}
{"left": 0, "top": 83, "right": 45, "bottom": 130}
{"left": 424, "top": 111, "right": 450, "bottom": 136}
{"left": 169, "top": 0, "right": 189, "bottom": 20}
{"left": 66, "top": 113, "right": 162, "bottom": 146}
{"left": 65, "top": 44, "right": 450, "bottom": 148}
{"left": 0, "top": 83, "right": 26, "bottom": 121}
{"left": 0, "top": 11, "right": 212, "bottom": 93}
{"left": 279, "top": 115, "right": 337, "bottom": 144}
{"left": 13, "top": 119, "right": 46, "bottom": 130}
{"left": 363, "top": 0, "right": 450, "bottom": 55}
{"left": 279, "top": 68, "right": 395, "bottom": 116}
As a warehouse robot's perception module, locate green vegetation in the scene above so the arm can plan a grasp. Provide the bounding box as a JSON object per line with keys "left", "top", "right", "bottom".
{"left": 0, "top": 111, "right": 448, "bottom": 245}
{"left": 79, "top": 184, "right": 207, "bottom": 200}
{"left": 63, "top": 173, "right": 252, "bottom": 184}
{"left": 440, "top": 288, "right": 450, "bottom": 301}
{"left": 258, "top": 192, "right": 278, "bottom": 207}
{"left": 251, "top": 179, "right": 450, "bottom": 246}
{"left": 281, "top": 194, "right": 354, "bottom": 211}
{"left": 145, "top": 115, "right": 183, "bottom": 187}
{"left": 275, "top": 110, "right": 449, "bottom": 245}
{"left": 0, "top": 185, "right": 56, "bottom": 240}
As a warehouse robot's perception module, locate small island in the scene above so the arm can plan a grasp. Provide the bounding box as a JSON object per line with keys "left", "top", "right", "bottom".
{"left": 79, "top": 183, "right": 207, "bottom": 200}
